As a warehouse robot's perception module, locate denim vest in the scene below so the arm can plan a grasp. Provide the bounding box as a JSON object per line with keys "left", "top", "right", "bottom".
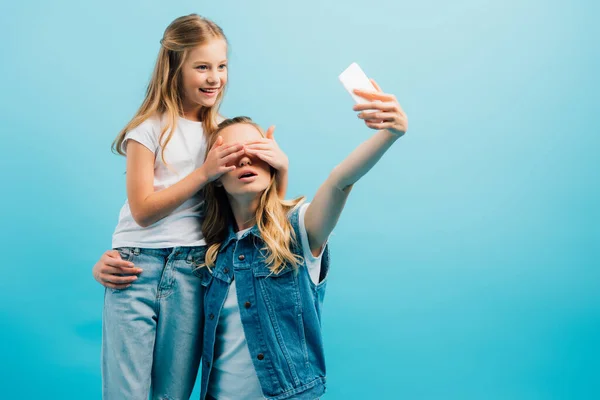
{"left": 194, "top": 206, "right": 331, "bottom": 400}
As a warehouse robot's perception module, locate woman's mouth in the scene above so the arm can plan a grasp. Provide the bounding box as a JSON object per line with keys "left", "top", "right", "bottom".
{"left": 238, "top": 171, "right": 258, "bottom": 182}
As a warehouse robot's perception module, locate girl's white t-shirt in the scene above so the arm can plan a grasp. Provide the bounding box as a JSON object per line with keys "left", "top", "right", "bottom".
{"left": 112, "top": 115, "right": 211, "bottom": 248}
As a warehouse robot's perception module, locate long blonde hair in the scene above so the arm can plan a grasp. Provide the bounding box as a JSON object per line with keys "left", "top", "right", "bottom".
{"left": 202, "top": 117, "right": 305, "bottom": 274}
{"left": 112, "top": 14, "right": 227, "bottom": 164}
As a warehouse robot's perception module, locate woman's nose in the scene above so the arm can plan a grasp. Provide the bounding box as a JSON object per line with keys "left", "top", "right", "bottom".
{"left": 239, "top": 156, "right": 252, "bottom": 167}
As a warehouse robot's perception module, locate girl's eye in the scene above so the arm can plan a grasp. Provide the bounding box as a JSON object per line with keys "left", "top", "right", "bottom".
{"left": 196, "top": 65, "right": 208, "bottom": 70}
{"left": 219, "top": 64, "right": 227, "bottom": 70}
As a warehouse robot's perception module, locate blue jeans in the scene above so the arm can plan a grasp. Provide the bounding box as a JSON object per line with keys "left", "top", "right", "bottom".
{"left": 102, "top": 246, "right": 208, "bottom": 400}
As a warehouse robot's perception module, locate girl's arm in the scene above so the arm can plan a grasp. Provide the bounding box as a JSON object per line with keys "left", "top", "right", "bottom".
{"left": 127, "top": 136, "right": 245, "bottom": 227}
{"left": 304, "top": 80, "right": 408, "bottom": 256}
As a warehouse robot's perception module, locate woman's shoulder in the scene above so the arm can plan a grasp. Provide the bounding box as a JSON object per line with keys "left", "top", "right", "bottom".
{"left": 286, "top": 198, "right": 309, "bottom": 224}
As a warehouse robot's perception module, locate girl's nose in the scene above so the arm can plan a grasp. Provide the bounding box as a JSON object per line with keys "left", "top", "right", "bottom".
{"left": 207, "top": 71, "right": 219, "bottom": 85}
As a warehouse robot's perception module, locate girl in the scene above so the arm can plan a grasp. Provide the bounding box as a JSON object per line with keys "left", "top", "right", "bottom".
{"left": 194, "top": 84, "right": 408, "bottom": 399}
{"left": 97, "top": 14, "right": 289, "bottom": 400}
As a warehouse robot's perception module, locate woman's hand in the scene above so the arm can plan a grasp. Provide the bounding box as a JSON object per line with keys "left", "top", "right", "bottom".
{"left": 92, "top": 250, "right": 143, "bottom": 290}
{"left": 353, "top": 79, "right": 408, "bottom": 137}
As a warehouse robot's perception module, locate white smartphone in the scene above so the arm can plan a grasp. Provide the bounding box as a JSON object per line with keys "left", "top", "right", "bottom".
{"left": 338, "top": 62, "right": 377, "bottom": 104}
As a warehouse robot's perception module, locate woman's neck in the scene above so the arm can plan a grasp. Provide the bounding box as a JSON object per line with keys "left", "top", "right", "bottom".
{"left": 227, "top": 194, "right": 260, "bottom": 231}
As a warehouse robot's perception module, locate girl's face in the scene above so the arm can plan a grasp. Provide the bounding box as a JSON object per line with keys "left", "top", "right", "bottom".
{"left": 217, "top": 124, "right": 272, "bottom": 198}
{"left": 181, "top": 38, "right": 228, "bottom": 111}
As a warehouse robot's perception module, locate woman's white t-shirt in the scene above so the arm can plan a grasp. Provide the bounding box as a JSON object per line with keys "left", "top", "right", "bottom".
{"left": 112, "top": 115, "right": 210, "bottom": 248}
{"left": 207, "top": 203, "right": 327, "bottom": 400}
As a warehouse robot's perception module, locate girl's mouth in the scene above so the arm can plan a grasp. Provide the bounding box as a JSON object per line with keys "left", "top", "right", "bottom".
{"left": 200, "top": 87, "right": 220, "bottom": 97}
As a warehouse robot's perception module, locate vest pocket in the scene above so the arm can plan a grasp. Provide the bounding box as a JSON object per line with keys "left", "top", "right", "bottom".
{"left": 253, "top": 264, "right": 299, "bottom": 311}
{"left": 296, "top": 310, "right": 310, "bottom": 368}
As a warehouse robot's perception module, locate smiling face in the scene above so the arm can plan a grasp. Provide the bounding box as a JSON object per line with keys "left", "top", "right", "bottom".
{"left": 217, "top": 123, "right": 273, "bottom": 199}
{"left": 180, "top": 38, "right": 228, "bottom": 112}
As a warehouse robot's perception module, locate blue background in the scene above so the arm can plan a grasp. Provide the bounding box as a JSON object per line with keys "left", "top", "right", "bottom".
{"left": 1, "top": 0, "right": 598, "bottom": 398}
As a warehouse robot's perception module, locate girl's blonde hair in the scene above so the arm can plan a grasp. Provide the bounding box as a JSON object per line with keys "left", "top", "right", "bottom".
{"left": 112, "top": 14, "right": 227, "bottom": 164}
{"left": 202, "top": 117, "right": 305, "bottom": 274}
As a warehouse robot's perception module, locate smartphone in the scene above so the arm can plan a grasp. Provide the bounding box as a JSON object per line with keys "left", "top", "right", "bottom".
{"left": 338, "top": 62, "right": 377, "bottom": 104}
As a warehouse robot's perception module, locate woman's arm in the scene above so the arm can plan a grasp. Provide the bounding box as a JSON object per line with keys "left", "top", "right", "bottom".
{"left": 304, "top": 80, "right": 408, "bottom": 255}
{"left": 92, "top": 250, "right": 143, "bottom": 289}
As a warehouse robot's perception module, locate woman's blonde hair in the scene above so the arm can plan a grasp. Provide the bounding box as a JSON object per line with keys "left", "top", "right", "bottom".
{"left": 201, "top": 117, "right": 305, "bottom": 274}
{"left": 112, "top": 14, "right": 227, "bottom": 164}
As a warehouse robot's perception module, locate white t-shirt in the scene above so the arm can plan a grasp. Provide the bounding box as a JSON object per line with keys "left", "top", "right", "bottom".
{"left": 112, "top": 115, "right": 212, "bottom": 248}
{"left": 207, "top": 203, "right": 327, "bottom": 400}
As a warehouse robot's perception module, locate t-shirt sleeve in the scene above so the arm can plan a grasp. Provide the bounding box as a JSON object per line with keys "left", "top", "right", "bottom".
{"left": 298, "top": 202, "right": 329, "bottom": 285}
{"left": 121, "top": 120, "right": 159, "bottom": 154}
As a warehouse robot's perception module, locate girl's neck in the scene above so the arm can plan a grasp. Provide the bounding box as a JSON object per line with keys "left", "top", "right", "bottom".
{"left": 228, "top": 194, "right": 260, "bottom": 231}
{"left": 181, "top": 103, "right": 204, "bottom": 122}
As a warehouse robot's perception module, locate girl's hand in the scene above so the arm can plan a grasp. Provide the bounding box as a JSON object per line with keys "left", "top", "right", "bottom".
{"left": 353, "top": 79, "right": 408, "bottom": 137}
{"left": 244, "top": 126, "right": 289, "bottom": 171}
{"left": 92, "top": 250, "right": 143, "bottom": 290}
{"left": 202, "top": 136, "right": 245, "bottom": 182}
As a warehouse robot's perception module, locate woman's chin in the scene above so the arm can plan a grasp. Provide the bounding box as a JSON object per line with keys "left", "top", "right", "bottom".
{"left": 227, "top": 185, "right": 268, "bottom": 199}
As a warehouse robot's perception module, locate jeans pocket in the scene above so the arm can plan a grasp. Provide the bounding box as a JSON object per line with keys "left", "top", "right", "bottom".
{"left": 114, "top": 247, "right": 134, "bottom": 262}
{"left": 109, "top": 247, "right": 137, "bottom": 292}
{"left": 190, "top": 247, "right": 212, "bottom": 287}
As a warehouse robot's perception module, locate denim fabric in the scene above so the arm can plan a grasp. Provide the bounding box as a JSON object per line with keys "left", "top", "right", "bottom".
{"left": 198, "top": 206, "right": 331, "bottom": 400}
{"left": 102, "top": 246, "right": 209, "bottom": 400}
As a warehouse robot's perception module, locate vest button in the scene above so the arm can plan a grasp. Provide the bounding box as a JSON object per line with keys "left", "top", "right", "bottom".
{"left": 257, "top": 353, "right": 264, "bottom": 360}
{"left": 238, "top": 254, "right": 245, "bottom": 261}
{"left": 244, "top": 301, "right": 251, "bottom": 308}
{"left": 223, "top": 267, "right": 230, "bottom": 273}
{"left": 209, "top": 313, "right": 214, "bottom": 320}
